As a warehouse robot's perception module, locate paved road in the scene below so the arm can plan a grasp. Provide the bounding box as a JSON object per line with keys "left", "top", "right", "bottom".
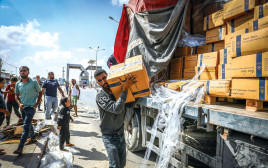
{"left": 67, "top": 88, "right": 157, "bottom": 168}
{"left": 0, "top": 88, "right": 157, "bottom": 168}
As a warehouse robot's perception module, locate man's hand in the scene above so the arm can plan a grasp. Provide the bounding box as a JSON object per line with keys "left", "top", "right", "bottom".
{"left": 4, "top": 109, "right": 10, "bottom": 116}
{"left": 71, "top": 118, "right": 74, "bottom": 122}
{"left": 19, "top": 103, "right": 25, "bottom": 109}
{"left": 33, "top": 103, "right": 38, "bottom": 110}
{"left": 57, "top": 126, "right": 62, "bottom": 130}
{"left": 119, "top": 74, "right": 137, "bottom": 93}
{"left": 77, "top": 96, "right": 79, "bottom": 100}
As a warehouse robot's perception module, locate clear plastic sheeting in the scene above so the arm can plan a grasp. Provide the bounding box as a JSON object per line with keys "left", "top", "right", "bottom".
{"left": 34, "top": 120, "right": 46, "bottom": 133}
{"left": 40, "top": 132, "right": 73, "bottom": 168}
{"left": 141, "top": 66, "right": 206, "bottom": 168}
{"left": 178, "top": 30, "right": 205, "bottom": 48}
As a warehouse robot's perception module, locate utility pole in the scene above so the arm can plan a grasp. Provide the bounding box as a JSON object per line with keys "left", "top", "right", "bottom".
{"left": 62, "top": 67, "right": 65, "bottom": 79}
{"left": 89, "top": 46, "right": 105, "bottom": 89}
{"left": 88, "top": 60, "right": 96, "bottom": 88}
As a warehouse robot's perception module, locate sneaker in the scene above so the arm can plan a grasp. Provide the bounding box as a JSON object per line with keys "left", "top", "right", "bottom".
{"left": 38, "top": 109, "right": 43, "bottom": 111}
{"left": 25, "top": 139, "right": 37, "bottom": 145}
{"left": 13, "top": 148, "right": 23, "bottom": 155}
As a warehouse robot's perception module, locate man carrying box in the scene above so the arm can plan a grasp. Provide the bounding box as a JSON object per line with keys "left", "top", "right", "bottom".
{"left": 94, "top": 69, "right": 137, "bottom": 168}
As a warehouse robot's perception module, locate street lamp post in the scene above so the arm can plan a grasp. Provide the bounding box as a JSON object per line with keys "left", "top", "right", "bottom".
{"left": 89, "top": 46, "right": 105, "bottom": 88}
{"left": 88, "top": 60, "right": 96, "bottom": 88}
{"left": 109, "top": 16, "right": 119, "bottom": 23}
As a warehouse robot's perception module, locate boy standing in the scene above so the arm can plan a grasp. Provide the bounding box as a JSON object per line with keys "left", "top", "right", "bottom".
{"left": 57, "top": 97, "right": 74, "bottom": 151}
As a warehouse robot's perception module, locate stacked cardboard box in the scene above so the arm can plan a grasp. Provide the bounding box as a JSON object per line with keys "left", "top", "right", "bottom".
{"left": 170, "top": 55, "right": 197, "bottom": 79}
{"left": 226, "top": 2, "right": 268, "bottom": 101}
{"left": 108, "top": 55, "right": 151, "bottom": 102}
{"left": 168, "top": 0, "right": 268, "bottom": 101}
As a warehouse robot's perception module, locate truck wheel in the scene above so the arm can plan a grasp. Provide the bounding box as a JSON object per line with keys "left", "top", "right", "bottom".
{"left": 125, "top": 108, "right": 145, "bottom": 152}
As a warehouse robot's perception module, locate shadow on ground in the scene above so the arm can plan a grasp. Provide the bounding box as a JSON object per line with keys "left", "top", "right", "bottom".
{"left": 70, "top": 130, "right": 101, "bottom": 138}
{"left": 72, "top": 146, "right": 107, "bottom": 161}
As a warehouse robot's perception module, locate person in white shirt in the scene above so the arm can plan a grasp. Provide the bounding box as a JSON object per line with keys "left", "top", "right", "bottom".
{"left": 69, "top": 79, "right": 80, "bottom": 117}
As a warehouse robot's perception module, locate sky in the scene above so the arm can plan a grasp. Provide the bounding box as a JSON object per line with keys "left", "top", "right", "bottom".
{"left": 0, "top": 0, "right": 128, "bottom": 82}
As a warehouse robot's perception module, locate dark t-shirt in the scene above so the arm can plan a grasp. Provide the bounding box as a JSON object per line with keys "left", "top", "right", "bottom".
{"left": 42, "top": 80, "right": 59, "bottom": 97}
{"left": 0, "top": 92, "right": 6, "bottom": 109}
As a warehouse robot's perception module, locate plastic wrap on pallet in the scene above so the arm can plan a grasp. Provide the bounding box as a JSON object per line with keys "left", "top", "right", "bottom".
{"left": 40, "top": 133, "right": 73, "bottom": 168}
{"left": 34, "top": 120, "right": 46, "bottom": 133}
{"left": 142, "top": 66, "right": 206, "bottom": 168}
{"left": 178, "top": 30, "right": 205, "bottom": 47}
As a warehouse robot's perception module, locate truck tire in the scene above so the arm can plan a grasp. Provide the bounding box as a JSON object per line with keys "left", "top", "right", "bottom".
{"left": 125, "top": 108, "right": 145, "bottom": 152}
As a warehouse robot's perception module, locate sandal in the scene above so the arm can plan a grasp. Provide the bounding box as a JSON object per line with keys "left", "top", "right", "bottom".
{"left": 61, "top": 149, "right": 69, "bottom": 151}
{"left": 66, "top": 143, "right": 75, "bottom": 147}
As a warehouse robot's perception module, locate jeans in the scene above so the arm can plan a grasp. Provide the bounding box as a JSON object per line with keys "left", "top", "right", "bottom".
{"left": 6, "top": 101, "right": 21, "bottom": 125}
{"left": 45, "top": 96, "right": 58, "bottom": 119}
{"left": 102, "top": 133, "right": 126, "bottom": 168}
{"left": 19, "top": 107, "right": 36, "bottom": 149}
{"left": 59, "top": 124, "right": 70, "bottom": 149}
{"left": 0, "top": 112, "right": 5, "bottom": 126}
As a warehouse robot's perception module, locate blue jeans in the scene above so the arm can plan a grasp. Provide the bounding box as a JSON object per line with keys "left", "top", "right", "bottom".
{"left": 45, "top": 96, "right": 58, "bottom": 119}
{"left": 19, "top": 107, "right": 36, "bottom": 149}
{"left": 102, "top": 133, "right": 126, "bottom": 168}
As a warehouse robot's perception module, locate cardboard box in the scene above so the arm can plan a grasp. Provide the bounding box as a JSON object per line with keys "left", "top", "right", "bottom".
{"left": 195, "top": 66, "right": 217, "bottom": 80}
{"left": 223, "top": 0, "right": 256, "bottom": 21}
{"left": 197, "top": 52, "right": 219, "bottom": 67}
{"left": 170, "top": 71, "right": 182, "bottom": 80}
{"left": 182, "top": 68, "right": 196, "bottom": 79}
{"left": 165, "top": 80, "right": 204, "bottom": 92}
{"left": 218, "top": 64, "right": 232, "bottom": 79}
{"left": 107, "top": 63, "right": 135, "bottom": 103}
{"left": 230, "top": 27, "right": 268, "bottom": 58}
{"left": 203, "top": 9, "right": 224, "bottom": 31}
{"left": 225, "top": 29, "right": 249, "bottom": 50}
{"left": 165, "top": 80, "right": 190, "bottom": 91}
{"left": 219, "top": 48, "right": 232, "bottom": 64}
{"left": 175, "top": 46, "right": 192, "bottom": 57}
{"left": 14, "top": 126, "right": 24, "bottom": 136}
{"left": 124, "top": 55, "right": 151, "bottom": 98}
{"left": 254, "top": 3, "right": 268, "bottom": 19}
{"left": 182, "top": 55, "right": 198, "bottom": 68}
{"left": 231, "top": 78, "right": 268, "bottom": 100}
{"left": 206, "top": 26, "right": 226, "bottom": 43}
{"left": 170, "top": 58, "right": 183, "bottom": 73}
{"left": 231, "top": 52, "right": 268, "bottom": 77}
{"left": 195, "top": 41, "right": 224, "bottom": 54}
{"left": 226, "top": 11, "right": 254, "bottom": 34}
{"left": 260, "top": 0, "right": 268, "bottom": 5}
{"left": 249, "top": 16, "right": 268, "bottom": 31}
{"left": 204, "top": 79, "right": 231, "bottom": 97}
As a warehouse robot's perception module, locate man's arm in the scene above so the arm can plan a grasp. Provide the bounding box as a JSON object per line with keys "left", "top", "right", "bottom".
{"left": 96, "top": 91, "right": 127, "bottom": 114}
{"left": 4, "top": 85, "right": 9, "bottom": 100}
{"left": 15, "top": 94, "right": 24, "bottom": 109}
{"left": 96, "top": 75, "right": 137, "bottom": 114}
{"left": 0, "top": 109, "right": 10, "bottom": 116}
{"left": 34, "top": 91, "right": 42, "bottom": 109}
{"left": 58, "top": 86, "right": 65, "bottom": 97}
{"left": 76, "top": 85, "right": 80, "bottom": 99}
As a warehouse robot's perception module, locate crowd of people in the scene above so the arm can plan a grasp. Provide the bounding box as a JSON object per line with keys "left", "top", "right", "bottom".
{"left": 1, "top": 65, "right": 137, "bottom": 168}
{"left": 0, "top": 66, "right": 80, "bottom": 155}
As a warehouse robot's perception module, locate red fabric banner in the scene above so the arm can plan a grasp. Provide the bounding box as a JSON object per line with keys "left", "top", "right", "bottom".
{"left": 127, "top": 0, "right": 178, "bottom": 13}
{"left": 114, "top": 5, "right": 130, "bottom": 63}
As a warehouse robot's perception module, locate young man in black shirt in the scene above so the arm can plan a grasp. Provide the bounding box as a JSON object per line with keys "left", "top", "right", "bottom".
{"left": 95, "top": 69, "right": 137, "bottom": 168}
